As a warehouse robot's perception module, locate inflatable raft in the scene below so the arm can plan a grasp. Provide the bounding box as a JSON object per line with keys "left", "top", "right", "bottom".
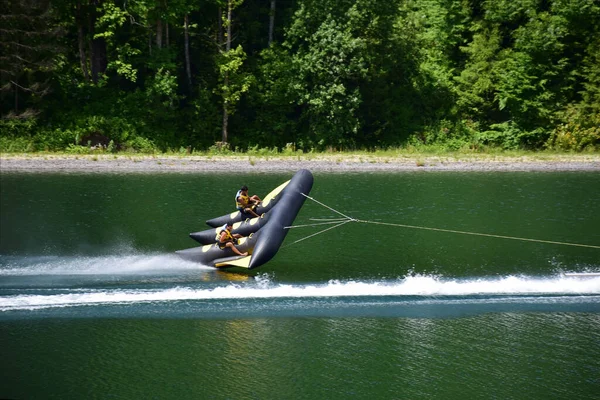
{"left": 176, "top": 169, "right": 314, "bottom": 269}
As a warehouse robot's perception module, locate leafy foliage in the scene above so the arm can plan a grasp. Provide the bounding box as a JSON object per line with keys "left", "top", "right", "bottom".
{"left": 1, "top": 0, "right": 599, "bottom": 153}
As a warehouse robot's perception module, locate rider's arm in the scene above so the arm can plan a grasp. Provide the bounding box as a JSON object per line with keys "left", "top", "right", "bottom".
{"left": 219, "top": 231, "right": 228, "bottom": 243}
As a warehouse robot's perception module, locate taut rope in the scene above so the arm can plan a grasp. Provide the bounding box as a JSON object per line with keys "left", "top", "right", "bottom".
{"left": 353, "top": 219, "right": 600, "bottom": 249}
{"left": 283, "top": 193, "right": 600, "bottom": 250}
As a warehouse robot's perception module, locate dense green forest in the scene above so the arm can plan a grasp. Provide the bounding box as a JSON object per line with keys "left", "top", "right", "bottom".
{"left": 1, "top": 0, "right": 599, "bottom": 153}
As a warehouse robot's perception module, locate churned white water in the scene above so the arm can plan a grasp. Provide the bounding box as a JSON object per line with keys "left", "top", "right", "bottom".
{"left": 1, "top": 254, "right": 599, "bottom": 312}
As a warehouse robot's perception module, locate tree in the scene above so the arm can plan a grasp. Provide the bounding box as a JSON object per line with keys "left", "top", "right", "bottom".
{"left": 0, "top": 0, "right": 62, "bottom": 117}
{"left": 218, "top": 0, "right": 252, "bottom": 144}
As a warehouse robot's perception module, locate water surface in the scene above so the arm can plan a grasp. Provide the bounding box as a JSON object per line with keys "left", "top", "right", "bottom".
{"left": 1, "top": 171, "right": 599, "bottom": 399}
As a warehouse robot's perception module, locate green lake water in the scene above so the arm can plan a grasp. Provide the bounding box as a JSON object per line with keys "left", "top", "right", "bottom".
{"left": 1, "top": 171, "right": 599, "bottom": 399}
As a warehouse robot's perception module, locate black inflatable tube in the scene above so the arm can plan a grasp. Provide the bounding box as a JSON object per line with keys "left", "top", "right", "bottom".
{"left": 175, "top": 169, "right": 313, "bottom": 269}
{"left": 205, "top": 181, "right": 287, "bottom": 228}
{"left": 175, "top": 234, "right": 258, "bottom": 266}
{"left": 189, "top": 214, "right": 270, "bottom": 245}
{"left": 248, "top": 169, "right": 313, "bottom": 269}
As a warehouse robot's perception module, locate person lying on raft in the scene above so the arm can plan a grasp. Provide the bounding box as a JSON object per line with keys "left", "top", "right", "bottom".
{"left": 217, "top": 223, "right": 248, "bottom": 257}
{"left": 235, "top": 185, "right": 262, "bottom": 218}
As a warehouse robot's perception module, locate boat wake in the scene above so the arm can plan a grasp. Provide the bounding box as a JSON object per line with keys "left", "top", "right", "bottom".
{"left": 0, "top": 253, "right": 207, "bottom": 276}
{"left": 1, "top": 273, "right": 599, "bottom": 317}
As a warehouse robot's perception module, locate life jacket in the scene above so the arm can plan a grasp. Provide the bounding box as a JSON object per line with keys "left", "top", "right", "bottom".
{"left": 235, "top": 190, "right": 250, "bottom": 209}
{"left": 216, "top": 224, "right": 233, "bottom": 242}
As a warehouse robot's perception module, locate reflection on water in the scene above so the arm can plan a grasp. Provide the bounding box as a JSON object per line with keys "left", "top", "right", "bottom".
{"left": 3, "top": 314, "right": 597, "bottom": 399}
{"left": 214, "top": 270, "right": 252, "bottom": 282}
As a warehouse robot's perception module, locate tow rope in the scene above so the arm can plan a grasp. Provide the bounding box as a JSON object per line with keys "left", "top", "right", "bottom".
{"left": 282, "top": 193, "right": 600, "bottom": 250}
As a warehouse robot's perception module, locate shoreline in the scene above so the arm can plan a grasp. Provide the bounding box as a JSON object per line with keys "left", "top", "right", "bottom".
{"left": 1, "top": 153, "right": 599, "bottom": 173}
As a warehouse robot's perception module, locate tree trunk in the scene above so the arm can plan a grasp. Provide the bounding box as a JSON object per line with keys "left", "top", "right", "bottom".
{"left": 14, "top": 80, "right": 19, "bottom": 114}
{"left": 166, "top": 22, "right": 169, "bottom": 47}
{"left": 76, "top": 2, "right": 89, "bottom": 80}
{"left": 221, "top": 0, "right": 233, "bottom": 143}
{"left": 268, "top": 0, "right": 276, "bottom": 46}
{"left": 78, "top": 25, "right": 89, "bottom": 80}
{"left": 89, "top": 1, "right": 107, "bottom": 83}
{"left": 226, "top": 1, "right": 232, "bottom": 52}
{"left": 222, "top": 99, "right": 229, "bottom": 143}
{"left": 156, "top": 19, "right": 163, "bottom": 49}
{"left": 90, "top": 37, "right": 107, "bottom": 83}
{"left": 218, "top": 7, "right": 223, "bottom": 46}
{"left": 184, "top": 14, "right": 192, "bottom": 90}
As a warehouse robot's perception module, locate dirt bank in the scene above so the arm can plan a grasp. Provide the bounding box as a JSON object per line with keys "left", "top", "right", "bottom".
{"left": 1, "top": 153, "right": 599, "bottom": 173}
